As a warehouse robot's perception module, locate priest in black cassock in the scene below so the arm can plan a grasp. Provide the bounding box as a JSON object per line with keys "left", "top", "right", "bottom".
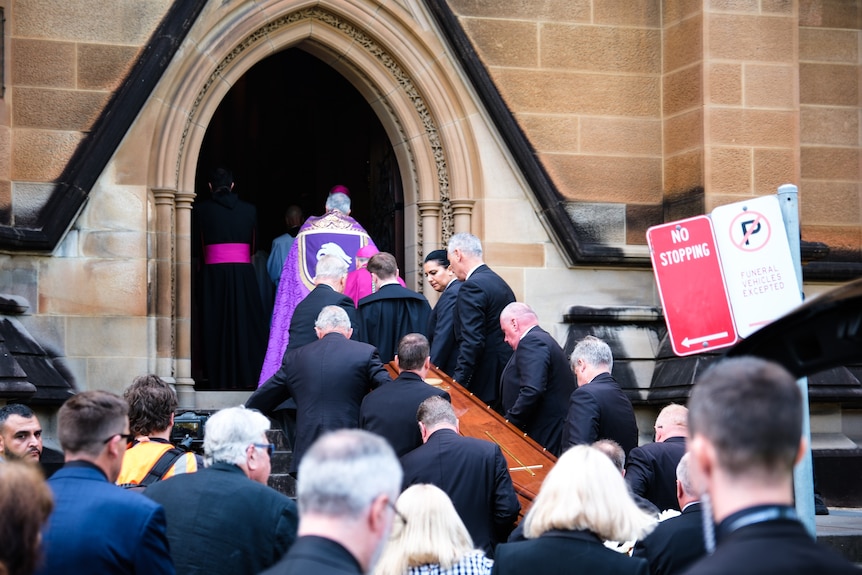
{"left": 194, "top": 168, "right": 267, "bottom": 389}
{"left": 357, "top": 252, "right": 431, "bottom": 363}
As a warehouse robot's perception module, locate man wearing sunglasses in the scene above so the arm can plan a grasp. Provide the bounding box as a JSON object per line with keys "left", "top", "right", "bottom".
{"left": 37, "top": 390, "right": 174, "bottom": 575}
{"left": 144, "top": 406, "right": 298, "bottom": 575}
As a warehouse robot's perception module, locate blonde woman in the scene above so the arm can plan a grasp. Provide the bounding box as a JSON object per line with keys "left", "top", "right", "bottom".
{"left": 375, "top": 484, "right": 493, "bottom": 575}
{"left": 492, "top": 445, "right": 656, "bottom": 574}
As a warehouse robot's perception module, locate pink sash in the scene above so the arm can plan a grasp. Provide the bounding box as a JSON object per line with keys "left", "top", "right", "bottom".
{"left": 205, "top": 243, "right": 251, "bottom": 264}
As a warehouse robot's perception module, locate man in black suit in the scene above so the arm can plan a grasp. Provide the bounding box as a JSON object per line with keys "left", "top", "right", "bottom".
{"left": 423, "top": 249, "right": 461, "bottom": 376}
{"left": 447, "top": 232, "right": 516, "bottom": 406}
{"left": 632, "top": 453, "right": 706, "bottom": 575}
{"left": 562, "top": 335, "right": 638, "bottom": 457}
{"left": 275, "top": 255, "right": 359, "bottom": 446}
{"left": 261, "top": 429, "right": 402, "bottom": 575}
{"left": 625, "top": 403, "right": 688, "bottom": 512}
{"left": 287, "top": 255, "right": 358, "bottom": 351}
{"left": 357, "top": 252, "right": 431, "bottom": 362}
{"left": 499, "top": 302, "right": 575, "bottom": 456}
{"left": 400, "top": 396, "right": 520, "bottom": 556}
{"left": 681, "top": 357, "right": 858, "bottom": 575}
{"left": 359, "top": 333, "right": 450, "bottom": 456}
{"left": 246, "top": 306, "right": 391, "bottom": 475}
{"left": 144, "top": 406, "right": 298, "bottom": 575}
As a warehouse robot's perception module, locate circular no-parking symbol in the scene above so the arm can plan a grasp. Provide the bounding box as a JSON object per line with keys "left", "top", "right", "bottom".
{"left": 728, "top": 210, "right": 771, "bottom": 251}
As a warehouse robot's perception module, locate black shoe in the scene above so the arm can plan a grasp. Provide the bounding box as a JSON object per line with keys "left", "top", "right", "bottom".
{"left": 814, "top": 493, "right": 829, "bottom": 515}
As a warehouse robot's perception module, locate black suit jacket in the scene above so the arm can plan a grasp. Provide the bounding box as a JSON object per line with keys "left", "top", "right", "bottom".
{"left": 144, "top": 462, "right": 298, "bottom": 575}
{"left": 493, "top": 529, "right": 649, "bottom": 575}
{"left": 562, "top": 372, "right": 639, "bottom": 456}
{"left": 428, "top": 279, "right": 461, "bottom": 376}
{"left": 680, "top": 509, "right": 859, "bottom": 575}
{"left": 400, "top": 428, "right": 520, "bottom": 556}
{"left": 359, "top": 371, "right": 451, "bottom": 457}
{"left": 632, "top": 502, "right": 706, "bottom": 575}
{"left": 357, "top": 284, "right": 431, "bottom": 362}
{"left": 625, "top": 436, "right": 687, "bottom": 512}
{"left": 500, "top": 326, "right": 576, "bottom": 456}
{"left": 260, "top": 536, "right": 361, "bottom": 575}
{"left": 452, "top": 265, "right": 516, "bottom": 405}
{"left": 287, "top": 284, "right": 358, "bottom": 351}
{"left": 246, "top": 332, "right": 391, "bottom": 473}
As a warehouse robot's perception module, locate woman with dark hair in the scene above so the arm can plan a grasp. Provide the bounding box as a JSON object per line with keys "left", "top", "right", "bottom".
{"left": 423, "top": 249, "right": 461, "bottom": 376}
{"left": 0, "top": 461, "right": 54, "bottom": 575}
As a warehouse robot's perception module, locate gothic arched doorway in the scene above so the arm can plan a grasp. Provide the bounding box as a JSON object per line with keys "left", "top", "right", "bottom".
{"left": 191, "top": 48, "right": 404, "bottom": 388}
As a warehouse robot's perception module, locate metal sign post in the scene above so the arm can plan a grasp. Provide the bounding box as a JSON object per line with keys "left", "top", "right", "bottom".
{"left": 776, "top": 184, "right": 816, "bottom": 537}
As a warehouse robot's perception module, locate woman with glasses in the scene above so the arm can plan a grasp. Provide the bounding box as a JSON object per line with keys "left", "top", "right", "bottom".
{"left": 375, "top": 484, "right": 493, "bottom": 575}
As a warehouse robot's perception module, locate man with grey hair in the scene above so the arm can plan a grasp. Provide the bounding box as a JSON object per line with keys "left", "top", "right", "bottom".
{"left": 633, "top": 453, "right": 706, "bottom": 575}
{"left": 144, "top": 406, "right": 297, "bottom": 575}
{"left": 562, "top": 335, "right": 638, "bottom": 456}
{"left": 248, "top": 306, "right": 391, "bottom": 475}
{"left": 261, "top": 429, "right": 402, "bottom": 575}
{"left": 446, "top": 232, "right": 516, "bottom": 407}
{"left": 625, "top": 403, "right": 689, "bottom": 512}
{"left": 499, "top": 301, "right": 575, "bottom": 455}
{"left": 400, "top": 395, "right": 520, "bottom": 556}
{"left": 680, "top": 357, "right": 857, "bottom": 575}
{"left": 37, "top": 390, "right": 174, "bottom": 574}
{"left": 271, "top": 254, "right": 360, "bottom": 448}
{"left": 287, "top": 254, "right": 358, "bottom": 351}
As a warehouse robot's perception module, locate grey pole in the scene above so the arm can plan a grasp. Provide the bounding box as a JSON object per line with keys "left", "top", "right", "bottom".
{"left": 777, "top": 183, "right": 816, "bottom": 537}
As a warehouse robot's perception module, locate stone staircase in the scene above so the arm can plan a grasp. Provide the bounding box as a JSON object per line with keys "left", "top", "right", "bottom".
{"left": 266, "top": 427, "right": 296, "bottom": 498}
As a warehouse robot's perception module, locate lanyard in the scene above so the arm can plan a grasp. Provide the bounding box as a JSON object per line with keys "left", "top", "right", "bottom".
{"left": 720, "top": 506, "right": 798, "bottom": 538}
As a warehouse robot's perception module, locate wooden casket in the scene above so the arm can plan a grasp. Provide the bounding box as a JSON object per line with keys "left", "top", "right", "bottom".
{"left": 386, "top": 362, "right": 556, "bottom": 519}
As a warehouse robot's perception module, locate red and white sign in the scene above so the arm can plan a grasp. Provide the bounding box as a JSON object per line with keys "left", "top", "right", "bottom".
{"left": 646, "top": 216, "right": 738, "bottom": 356}
{"left": 711, "top": 195, "right": 802, "bottom": 338}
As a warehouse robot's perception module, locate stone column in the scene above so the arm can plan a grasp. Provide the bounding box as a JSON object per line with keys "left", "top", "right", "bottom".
{"left": 152, "top": 188, "right": 176, "bottom": 390}
{"left": 174, "top": 190, "right": 196, "bottom": 409}
{"left": 450, "top": 199, "right": 475, "bottom": 235}
{"left": 417, "top": 200, "right": 442, "bottom": 299}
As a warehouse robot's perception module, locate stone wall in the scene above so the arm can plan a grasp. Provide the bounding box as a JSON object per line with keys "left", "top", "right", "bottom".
{"left": 448, "top": 0, "right": 862, "bottom": 263}
{"left": 799, "top": 0, "right": 862, "bottom": 260}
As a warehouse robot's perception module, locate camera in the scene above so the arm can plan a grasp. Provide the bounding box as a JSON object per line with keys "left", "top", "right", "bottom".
{"left": 171, "top": 411, "right": 209, "bottom": 455}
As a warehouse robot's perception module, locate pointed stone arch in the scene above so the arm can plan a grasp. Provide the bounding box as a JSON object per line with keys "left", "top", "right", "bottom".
{"left": 147, "top": 1, "right": 482, "bottom": 405}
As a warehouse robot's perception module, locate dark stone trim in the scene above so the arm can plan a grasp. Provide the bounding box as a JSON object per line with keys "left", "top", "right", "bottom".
{"left": 0, "top": 0, "right": 208, "bottom": 251}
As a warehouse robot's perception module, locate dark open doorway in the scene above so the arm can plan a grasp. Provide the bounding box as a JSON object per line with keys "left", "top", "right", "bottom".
{"left": 191, "top": 47, "right": 404, "bottom": 387}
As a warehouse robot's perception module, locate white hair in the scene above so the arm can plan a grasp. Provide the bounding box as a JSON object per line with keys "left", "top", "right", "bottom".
{"left": 446, "top": 232, "right": 482, "bottom": 258}
{"left": 314, "top": 305, "right": 352, "bottom": 332}
{"left": 325, "top": 192, "right": 351, "bottom": 214}
{"left": 298, "top": 429, "right": 402, "bottom": 520}
{"left": 315, "top": 254, "right": 349, "bottom": 280}
{"left": 203, "top": 406, "right": 271, "bottom": 467}
{"left": 571, "top": 335, "right": 613, "bottom": 372}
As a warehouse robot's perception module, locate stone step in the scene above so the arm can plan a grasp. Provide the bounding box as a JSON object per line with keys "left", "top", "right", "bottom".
{"left": 816, "top": 508, "right": 862, "bottom": 565}
{"left": 266, "top": 427, "right": 296, "bottom": 498}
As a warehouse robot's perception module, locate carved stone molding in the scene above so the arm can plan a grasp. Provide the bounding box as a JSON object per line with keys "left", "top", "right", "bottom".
{"left": 178, "top": 7, "right": 456, "bottom": 243}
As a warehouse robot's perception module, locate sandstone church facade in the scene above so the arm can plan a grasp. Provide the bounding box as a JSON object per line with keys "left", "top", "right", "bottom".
{"left": 0, "top": 0, "right": 859, "bottom": 448}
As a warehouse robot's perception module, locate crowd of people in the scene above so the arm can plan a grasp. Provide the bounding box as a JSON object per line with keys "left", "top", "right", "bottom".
{"left": 4, "top": 353, "right": 856, "bottom": 575}
{"left": 1, "top": 179, "right": 858, "bottom": 574}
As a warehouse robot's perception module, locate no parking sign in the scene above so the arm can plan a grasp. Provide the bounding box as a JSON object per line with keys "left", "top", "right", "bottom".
{"left": 711, "top": 195, "right": 802, "bottom": 338}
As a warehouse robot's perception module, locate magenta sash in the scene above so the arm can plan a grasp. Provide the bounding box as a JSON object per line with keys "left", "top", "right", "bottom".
{"left": 205, "top": 243, "right": 251, "bottom": 264}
